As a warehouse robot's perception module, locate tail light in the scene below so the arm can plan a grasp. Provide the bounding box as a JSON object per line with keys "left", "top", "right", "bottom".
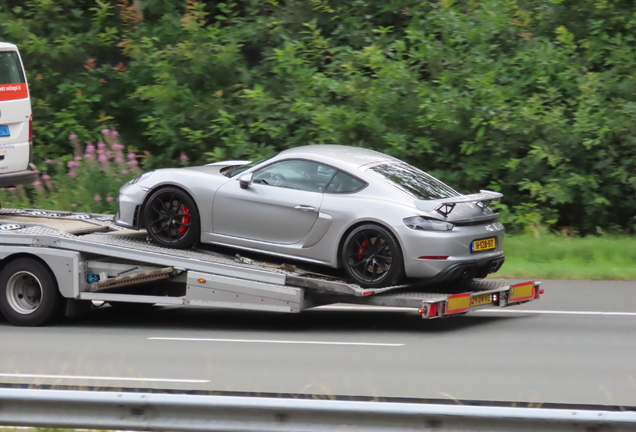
{"left": 28, "top": 115, "right": 33, "bottom": 163}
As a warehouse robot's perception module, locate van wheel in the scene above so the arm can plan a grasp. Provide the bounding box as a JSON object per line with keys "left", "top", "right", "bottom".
{"left": 0, "top": 257, "right": 64, "bottom": 326}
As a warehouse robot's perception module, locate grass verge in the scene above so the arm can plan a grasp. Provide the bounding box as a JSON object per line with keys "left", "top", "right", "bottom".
{"left": 496, "top": 234, "right": 636, "bottom": 280}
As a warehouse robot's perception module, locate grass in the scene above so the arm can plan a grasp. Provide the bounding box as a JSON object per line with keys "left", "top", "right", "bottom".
{"left": 496, "top": 234, "right": 636, "bottom": 280}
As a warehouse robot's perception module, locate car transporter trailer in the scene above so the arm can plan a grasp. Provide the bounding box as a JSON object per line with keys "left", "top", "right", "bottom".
{"left": 0, "top": 208, "right": 543, "bottom": 326}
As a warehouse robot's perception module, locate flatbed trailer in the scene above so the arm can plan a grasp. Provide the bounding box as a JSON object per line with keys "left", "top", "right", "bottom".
{"left": 0, "top": 209, "right": 543, "bottom": 326}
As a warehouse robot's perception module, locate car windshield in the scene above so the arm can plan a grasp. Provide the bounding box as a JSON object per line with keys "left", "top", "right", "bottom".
{"left": 223, "top": 157, "right": 273, "bottom": 178}
{"left": 0, "top": 51, "right": 25, "bottom": 84}
{"left": 368, "top": 162, "right": 460, "bottom": 200}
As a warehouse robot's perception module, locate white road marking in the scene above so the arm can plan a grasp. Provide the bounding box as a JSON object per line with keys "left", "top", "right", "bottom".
{"left": 475, "top": 309, "right": 636, "bottom": 317}
{"left": 0, "top": 373, "right": 208, "bottom": 384}
{"left": 148, "top": 337, "right": 404, "bottom": 347}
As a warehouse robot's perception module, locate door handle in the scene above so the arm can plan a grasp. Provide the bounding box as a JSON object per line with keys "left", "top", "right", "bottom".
{"left": 294, "top": 205, "right": 316, "bottom": 212}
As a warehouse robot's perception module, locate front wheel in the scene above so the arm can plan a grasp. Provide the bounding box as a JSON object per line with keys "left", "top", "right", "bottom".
{"left": 341, "top": 224, "right": 405, "bottom": 288}
{"left": 0, "top": 257, "right": 64, "bottom": 326}
{"left": 143, "top": 187, "right": 201, "bottom": 249}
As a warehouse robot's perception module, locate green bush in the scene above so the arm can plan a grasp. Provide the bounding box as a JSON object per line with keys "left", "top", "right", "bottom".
{"left": 1, "top": 0, "right": 635, "bottom": 233}
{"left": 0, "top": 130, "right": 142, "bottom": 212}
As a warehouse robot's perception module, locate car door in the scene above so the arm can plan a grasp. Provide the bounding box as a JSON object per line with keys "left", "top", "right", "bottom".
{"left": 212, "top": 159, "right": 336, "bottom": 245}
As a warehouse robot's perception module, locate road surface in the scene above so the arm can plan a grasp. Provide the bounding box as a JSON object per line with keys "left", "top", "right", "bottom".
{"left": 1, "top": 280, "right": 635, "bottom": 407}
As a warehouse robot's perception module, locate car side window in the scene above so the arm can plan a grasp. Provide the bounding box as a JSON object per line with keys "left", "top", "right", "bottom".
{"left": 252, "top": 159, "right": 337, "bottom": 192}
{"left": 325, "top": 170, "right": 366, "bottom": 194}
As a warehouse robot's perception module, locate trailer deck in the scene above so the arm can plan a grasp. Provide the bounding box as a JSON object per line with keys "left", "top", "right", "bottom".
{"left": 0, "top": 209, "right": 543, "bottom": 325}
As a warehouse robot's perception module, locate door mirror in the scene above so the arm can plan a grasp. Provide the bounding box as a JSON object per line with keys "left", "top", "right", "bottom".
{"left": 239, "top": 172, "right": 253, "bottom": 189}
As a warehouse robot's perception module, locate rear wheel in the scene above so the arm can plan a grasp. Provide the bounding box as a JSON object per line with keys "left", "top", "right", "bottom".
{"left": 144, "top": 187, "right": 200, "bottom": 249}
{"left": 0, "top": 257, "right": 64, "bottom": 326}
{"left": 341, "top": 224, "right": 404, "bottom": 288}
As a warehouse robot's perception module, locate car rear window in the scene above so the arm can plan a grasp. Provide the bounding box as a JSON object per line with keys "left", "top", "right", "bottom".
{"left": 368, "top": 163, "right": 459, "bottom": 200}
{"left": 0, "top": 51, "right": 26, "bottom": 85}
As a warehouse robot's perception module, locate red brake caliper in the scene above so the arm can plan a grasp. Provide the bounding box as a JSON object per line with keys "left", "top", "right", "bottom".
{"left": 179, "top": 205, "right": 190, "bottom": 236}
{"left": 356, "top": 240, "right": 369, "bottom": 261}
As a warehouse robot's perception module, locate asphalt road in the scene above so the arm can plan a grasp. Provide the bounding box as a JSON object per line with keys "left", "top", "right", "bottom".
{"left": 1, "top": 279, "right": 635, "bottom": 407}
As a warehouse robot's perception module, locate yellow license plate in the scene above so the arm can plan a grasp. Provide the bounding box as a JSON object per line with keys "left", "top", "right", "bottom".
{"left": 471, "top": 293, "right": 492, "bottom": 306}
{"left": 472, "top": 237, "right": 496, "bottom": 252}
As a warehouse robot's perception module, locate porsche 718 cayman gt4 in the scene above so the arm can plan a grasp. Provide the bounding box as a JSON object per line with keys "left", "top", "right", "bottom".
{"left": 115, "top": 145, "right": 505, "bottom": 288}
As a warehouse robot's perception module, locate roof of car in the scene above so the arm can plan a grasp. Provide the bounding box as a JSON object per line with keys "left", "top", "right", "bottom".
{"left": 0, "top": 42, "right": 18, "bottom": 50}
{"left": 278, "top": 145, "right": 398, "bottom": 169}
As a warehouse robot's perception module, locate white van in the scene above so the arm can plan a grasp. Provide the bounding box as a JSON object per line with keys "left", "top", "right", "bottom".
{"left": 0, "top": 42, "right": 38, "bottom": 187}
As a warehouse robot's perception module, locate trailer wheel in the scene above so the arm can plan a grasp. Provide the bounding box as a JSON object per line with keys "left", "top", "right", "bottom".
{"left": 144, "top": 187, "right": 200, "bottom": 249}
{"left": 0, "top": 257, "right": 64, "bottom": 326}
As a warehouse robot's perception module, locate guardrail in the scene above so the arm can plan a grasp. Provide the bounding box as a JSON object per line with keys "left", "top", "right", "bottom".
{"left": 1, "top": 388, "right": 635, "bottom": 431}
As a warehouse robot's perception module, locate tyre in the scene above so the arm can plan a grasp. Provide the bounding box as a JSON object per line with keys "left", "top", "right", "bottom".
{"left": 143, "top": 186, "right": 200, "bottom": 249}
{"left": 0, "top": 257, "right": 65, "bottom": 326}
{"left": 341, "top": 224, "right": 405, "bottom": 288}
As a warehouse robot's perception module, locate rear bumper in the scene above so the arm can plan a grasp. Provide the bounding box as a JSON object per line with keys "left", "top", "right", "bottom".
{"left": 423, "top": 256, "right": 505, "bottom": 284}
{"left": 0, "top": 164, "right": 38, "bottom": 187}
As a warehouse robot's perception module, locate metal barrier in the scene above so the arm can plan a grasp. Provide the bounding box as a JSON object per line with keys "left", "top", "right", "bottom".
{"left": 0, "top": 388, "right": 635, "bottom": 431}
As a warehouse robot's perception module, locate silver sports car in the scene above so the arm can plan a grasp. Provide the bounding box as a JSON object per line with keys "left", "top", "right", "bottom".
{"left": 115, "top": 145, "right": 505, "bottom": 288}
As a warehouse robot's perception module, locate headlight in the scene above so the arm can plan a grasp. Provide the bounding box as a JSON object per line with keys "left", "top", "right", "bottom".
{"left": 403, "top": 216, "right": 454, "bottom": 231}
{"left": 128, "top": 171, "right": 154, "bottom": 185}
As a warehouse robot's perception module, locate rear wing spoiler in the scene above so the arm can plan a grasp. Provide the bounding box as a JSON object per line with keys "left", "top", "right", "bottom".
{"left": 415, "top": 190, "right": 503, "bottom": 217}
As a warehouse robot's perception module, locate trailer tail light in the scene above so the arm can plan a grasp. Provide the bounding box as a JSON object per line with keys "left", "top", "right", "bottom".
{"left": 509, "top": 282, "right": 535, "bottom": 303}
{"left": 426, "top": 303, "right": 437, "bottom": 317}
{"left": 445, "top": 293, "right": 471, "bottom": 314}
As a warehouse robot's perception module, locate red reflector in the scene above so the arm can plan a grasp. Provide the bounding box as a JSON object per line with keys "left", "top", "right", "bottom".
{"left": 540, "top": 289, "right": 545, "bottom": 294}
{"left": 362, "top": 291, "right": 373, "bottom": 296}
{"left": 418, "top": 256, "right": 449, "bottom": 260}
{"left": 427, "top": 303, "right": 438, "bottom": 317}
{"left": 418, "top": 308, "right": 425, "bottom": 314}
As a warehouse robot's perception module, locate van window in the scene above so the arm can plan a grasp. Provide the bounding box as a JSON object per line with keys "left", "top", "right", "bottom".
{"left": 0, "top": 51, "right": 26, "bottom": 85}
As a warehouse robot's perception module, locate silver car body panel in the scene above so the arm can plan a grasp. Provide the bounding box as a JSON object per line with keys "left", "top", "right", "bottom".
{"left": 116, "top": 145, "right": 505, "bottom": 280}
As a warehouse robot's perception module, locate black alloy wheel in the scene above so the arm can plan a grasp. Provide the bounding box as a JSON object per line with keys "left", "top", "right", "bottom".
{"left": 0, "top": 257, "right": 64, "bottom": 326}
{"left": 342, "top": 224, "right": 404, "bottom": 288}
{"left": 144, "top": 187, "right": 200, "bottom": 249}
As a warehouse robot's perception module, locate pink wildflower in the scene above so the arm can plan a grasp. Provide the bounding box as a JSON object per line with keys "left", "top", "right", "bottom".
{"left": 127, "top": 160, "right": 139, "bottom": 166}
{"left": 33, "top": 181, "right": 42, "bottom": 186}
{"left": 110, "top": 130, "right": 119, "bottom": 137}
{"left": 94, "top": 194, "right": 102, "bottom": 201}
{"left": 98, "top": 154, "right": 108, "bottom": 162}
{"left": 69, "top": 171, "right": 77, "bottom": 177}
{"left": 112, "top": 143, "right": 124, "bottom": 150}
{"left": 180, "top": 152, "right": 189, "bottom": 162}
{"left": 115, "top": 157, "right": 124, "bottom": 163}
{"left": 97, "top": 142, "right": 106, "bottom": 149}
{"left": 69, "top": 134, "right": 78, "bottom": 140}
{"left": 101, "top": 128, "right": 110, "bottom": 135}
{"left": 86, "top": 145, "right": 95, "bottom": 153}
{"left": 106, "top": 196, "right": 114, "bottom": 202}
{"left": 45, "top": 159, "right": 54, "bottom": 163}
{"left": 7, "top": 187, "right": 16, "bottom": 191}
{"left": 127, "top": 152, "right": 136, "bottom": 160}
{"left": 74, "top": 156, "right": 82, "bottom": 161}
{"left": 67, "top": 161, "right": 78, "bottom": 168}
{"left": 120, "top": 170, "right": 129, "bottom": 174}
{"left": 41, "top": 174, "right": 51, "bottom": 180}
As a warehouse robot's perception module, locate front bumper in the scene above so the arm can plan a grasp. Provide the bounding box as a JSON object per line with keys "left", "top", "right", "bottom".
{"left": 114, "top": 183, "right": 146, "bottom": 229}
